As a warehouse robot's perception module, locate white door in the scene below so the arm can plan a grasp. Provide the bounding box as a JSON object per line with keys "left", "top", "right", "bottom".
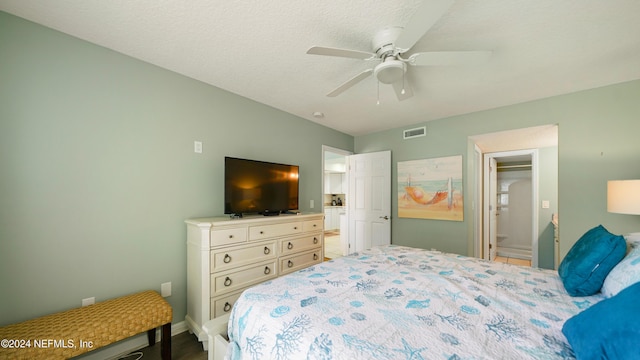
{"left": 484, "top": 156, "right": 498, "bottom": 261}
{"left": 348, "top": 151, "right": 391, "bottom": 253}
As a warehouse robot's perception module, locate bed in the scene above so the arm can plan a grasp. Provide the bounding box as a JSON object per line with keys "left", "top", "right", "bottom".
{"left": 224, "top": 244, "right": 606, "bottom": 360}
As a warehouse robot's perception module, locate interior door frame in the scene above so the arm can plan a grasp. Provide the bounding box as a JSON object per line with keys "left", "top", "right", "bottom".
{"left": 483, "top": 155, "right": 498, "bottom": 261}
{"left": 473, "top": 144, "right": 483, "bottom": 258}
{"left": 321, "top": 145, "right": 352, "bottom": 252}
{"left": 482, "top": 149, "right": 539, "bottom": 267}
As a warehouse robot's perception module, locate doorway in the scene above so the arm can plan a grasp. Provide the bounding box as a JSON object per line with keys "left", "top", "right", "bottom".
{"left": 471, "top": 124, "right": 558, "bottom": 269}
{"left": 485, "top": 151, "right": 536, "bottom": 266}
{"left": 322, "top": 146, "right": 351, "bottom": 259}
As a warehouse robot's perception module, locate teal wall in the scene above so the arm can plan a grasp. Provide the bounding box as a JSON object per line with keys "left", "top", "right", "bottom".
{"left": 0, "top": 12, "right": 353, "bottom": 325}
{"left": 2, "top": 9, "right": 640, "bottom": 329}
{"left": 356, "top": 80, "right": 640, "bottom": 266}
{"left": 538, "top": 146, "right": 558, "bottom": 269}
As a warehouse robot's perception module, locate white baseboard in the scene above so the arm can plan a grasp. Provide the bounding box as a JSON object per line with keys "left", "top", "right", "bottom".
{"left": 74, "top": 321, "right": 188, "bottom": 360}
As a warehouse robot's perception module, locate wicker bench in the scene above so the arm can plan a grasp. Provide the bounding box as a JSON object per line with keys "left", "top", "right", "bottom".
{"left": 0, "top": 290, "right": 172, "bottom": 360}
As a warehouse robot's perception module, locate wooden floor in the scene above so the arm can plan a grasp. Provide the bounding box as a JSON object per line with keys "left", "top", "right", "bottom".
{"left": 122, "top": 331, "right": 206, "bottom": 360}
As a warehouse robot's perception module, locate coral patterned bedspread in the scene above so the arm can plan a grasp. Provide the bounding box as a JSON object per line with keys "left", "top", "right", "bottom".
{"left": 226, "top": 245, "right": 602, "bottom": 360}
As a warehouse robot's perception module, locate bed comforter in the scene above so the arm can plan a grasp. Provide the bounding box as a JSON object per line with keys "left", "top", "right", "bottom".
{"left": 226, "top": 245, "right": 602, "bottom": 360}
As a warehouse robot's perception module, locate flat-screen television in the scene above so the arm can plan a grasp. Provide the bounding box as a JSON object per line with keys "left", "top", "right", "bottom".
{"left": 224, "top": 157, "right": 299, "bottom": 216}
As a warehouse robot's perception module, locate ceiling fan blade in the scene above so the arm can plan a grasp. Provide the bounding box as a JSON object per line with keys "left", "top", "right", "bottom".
{"left": 395, "top": 0, "right": 454, "bottom": 52}
{"left": 408, "top": 51, "right": 492, "bottom": 66}
{"left": 327, "top": 69, "right": 374, "bottom": 97}
{"left": 307, "top": 46, "right": 375, "bottom": 60}
{"left": 392, "top": 78, "right": 413, "bottom": 101}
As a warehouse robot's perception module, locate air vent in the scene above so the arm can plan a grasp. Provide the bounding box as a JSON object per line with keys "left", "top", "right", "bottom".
{"left": 403, "top": 126, "right": 426, "bottom": 139}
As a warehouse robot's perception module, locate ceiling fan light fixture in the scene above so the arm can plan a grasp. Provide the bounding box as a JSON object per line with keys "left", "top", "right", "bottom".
{"left": 374, "top": 59, "right": 405, "bottom": 84}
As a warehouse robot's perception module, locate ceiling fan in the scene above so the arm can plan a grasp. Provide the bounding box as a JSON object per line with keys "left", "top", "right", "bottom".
{"left": 307, "top": 0, "right": 491, "bottom": 101}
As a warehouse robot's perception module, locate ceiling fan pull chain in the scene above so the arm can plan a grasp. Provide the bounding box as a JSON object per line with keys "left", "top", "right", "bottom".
{"left": 376, "top": 80, "right": 380, "bottom": 105}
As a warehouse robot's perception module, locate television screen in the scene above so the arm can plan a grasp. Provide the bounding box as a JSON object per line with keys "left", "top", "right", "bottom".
{"left": 224, "top": 157, "right": 299, "bottom": 215}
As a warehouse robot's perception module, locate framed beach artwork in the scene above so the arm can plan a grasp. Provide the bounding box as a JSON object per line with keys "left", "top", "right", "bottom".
{"left": 398, "top": 155, "right": 463, "bottom": 221}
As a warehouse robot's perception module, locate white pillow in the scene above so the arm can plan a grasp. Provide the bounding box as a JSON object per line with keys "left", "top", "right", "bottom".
{"left": 601, "top": 234, "right": 640, "bottom": 298}
{"left": 625, "top": 232, "right": 640, "bottom": 243}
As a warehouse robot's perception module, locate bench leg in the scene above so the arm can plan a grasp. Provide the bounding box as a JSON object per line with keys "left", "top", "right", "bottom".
{"left": 161, "top": 323, "right": 172, "bottom": 360}
{"left": 147, "top": 328, "right": 156, "bottom": 346}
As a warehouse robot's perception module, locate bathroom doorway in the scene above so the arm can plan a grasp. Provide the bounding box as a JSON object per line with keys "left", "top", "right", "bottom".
{"left": 492, "top": 152, "right": 534, "bottom": 266}
{"left": 485, "top": 149, "right": 538, "bottom": 267}
{"left": 471, "top": 124, "right": 558, "bottom": 269}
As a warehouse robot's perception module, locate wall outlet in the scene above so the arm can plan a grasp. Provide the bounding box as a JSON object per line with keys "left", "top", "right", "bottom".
{"left": 82, "top": 297, "right": 95, "bottom": 307}
{"left": 161, "top": 282, "right": 172, "bottom": 297}
{"left": 194, "top": 141, "right": 203, "bottom": 154}
{"left": 310, "top": 199, "right": 314, "bottom": 208}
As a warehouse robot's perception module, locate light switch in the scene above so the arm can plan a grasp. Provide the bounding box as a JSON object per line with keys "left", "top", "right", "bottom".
{"left": 194, "top": 141, "right": 203, "bottom": 154}
{"left": 82, "top": 297, "right": 95, "bottom": 307}
{"left": 161, "top": 282, "right": 172, "bottom": 297}
{"left": 542, "top": 200, "right": 550, "bottom": 209}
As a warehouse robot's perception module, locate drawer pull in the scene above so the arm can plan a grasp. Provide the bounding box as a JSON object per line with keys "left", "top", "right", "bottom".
{"left": 228, "top": 235, "right": 233, "bottom": 239}
{"left": 288, "top": 260, "right": 293, "bottom": 268}
{"left": 313, "top": 237, "right": 318, "bottom": 244}
{"left": 264, "top": 266, "right": 271, "bottom": 275}
{"left": 260, "top": 231, "right": 264, "bottom": 235}
{"left": 223, "top": 302, "right": 232, "bottom": 312}
{"left": 223, "top": 254, "right": 232, "bottom": 263}
{"left": 264, "top": 246, "right": 270, "bottom": 255}
{"left": 294, "top": 226, "right": 298, "bottom": 230}
{"left": 224, "top": 277, "right": 232, "bottom": 286}
{"left": 287, "top": 242, "right": 293, "bottom": 250}
{"left": 313, "top": 253, "right": 318, "bottom": 260}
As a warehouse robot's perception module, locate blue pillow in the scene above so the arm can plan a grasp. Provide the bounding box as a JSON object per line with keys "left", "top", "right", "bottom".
{"left": 558, "top": 225, "right": 626, "bottom": 296}
{"left": 562, "top": 282, "right": 640, "bottom": 359}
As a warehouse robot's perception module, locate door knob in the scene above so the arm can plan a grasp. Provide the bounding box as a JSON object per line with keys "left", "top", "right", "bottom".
{"left": 379, "top": 216, "right": 389, "bottom": 220}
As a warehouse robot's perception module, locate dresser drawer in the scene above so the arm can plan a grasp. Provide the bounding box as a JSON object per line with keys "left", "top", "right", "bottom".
{"left": 210, "top": 227, "right": 247, "bottom": 247}
{"left": 211, "top": 240, "right": 277, "bottom": 272}
{"left": 303, "top": 219, "right": 323, "bottom": 233}
{"left": 279, "top": 249, "right": 322, "bottom": 275}
{"left": 211, "top": 260, "right": 277, "bottom": 296}
{"left": 280, "top": 234, "right": 322, "bottom": 256}
{"left": 249, "top": 221, "right": 303, "bottom": 240}
{"left": 210, "top": 290, "right": 243, "bottom": 319}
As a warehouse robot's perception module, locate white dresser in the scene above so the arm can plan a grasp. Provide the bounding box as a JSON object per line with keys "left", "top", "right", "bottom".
{"left": 185, "top": 213, "right": 324, "bottom": 346}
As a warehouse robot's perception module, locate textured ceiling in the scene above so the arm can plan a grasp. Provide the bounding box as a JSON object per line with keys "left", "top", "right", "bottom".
{"left": 1, "top": 0, "right": 639, "bottom": 136}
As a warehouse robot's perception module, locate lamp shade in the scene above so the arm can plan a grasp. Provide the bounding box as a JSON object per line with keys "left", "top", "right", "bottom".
{"left": 607, "top": 180, "right": 640, "bottom": 215}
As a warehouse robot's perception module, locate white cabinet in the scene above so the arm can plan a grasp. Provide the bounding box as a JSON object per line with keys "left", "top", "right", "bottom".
{"left": 324, "top": 207, "right": 344, "bottom": 230}
{"left": 330, "top": 173, "right": 344, "bottom": 194}
{"left": 185, "top": 213, "right": 324, "bottom": 347}
{"left": 324, "top": 172, "right": 346, "bottom": 194}
{"left": 324, "top": 173, "right": 331, "bottom": 194}
{"left": 324, "top": 208, "right": 332, "bottom": 229}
